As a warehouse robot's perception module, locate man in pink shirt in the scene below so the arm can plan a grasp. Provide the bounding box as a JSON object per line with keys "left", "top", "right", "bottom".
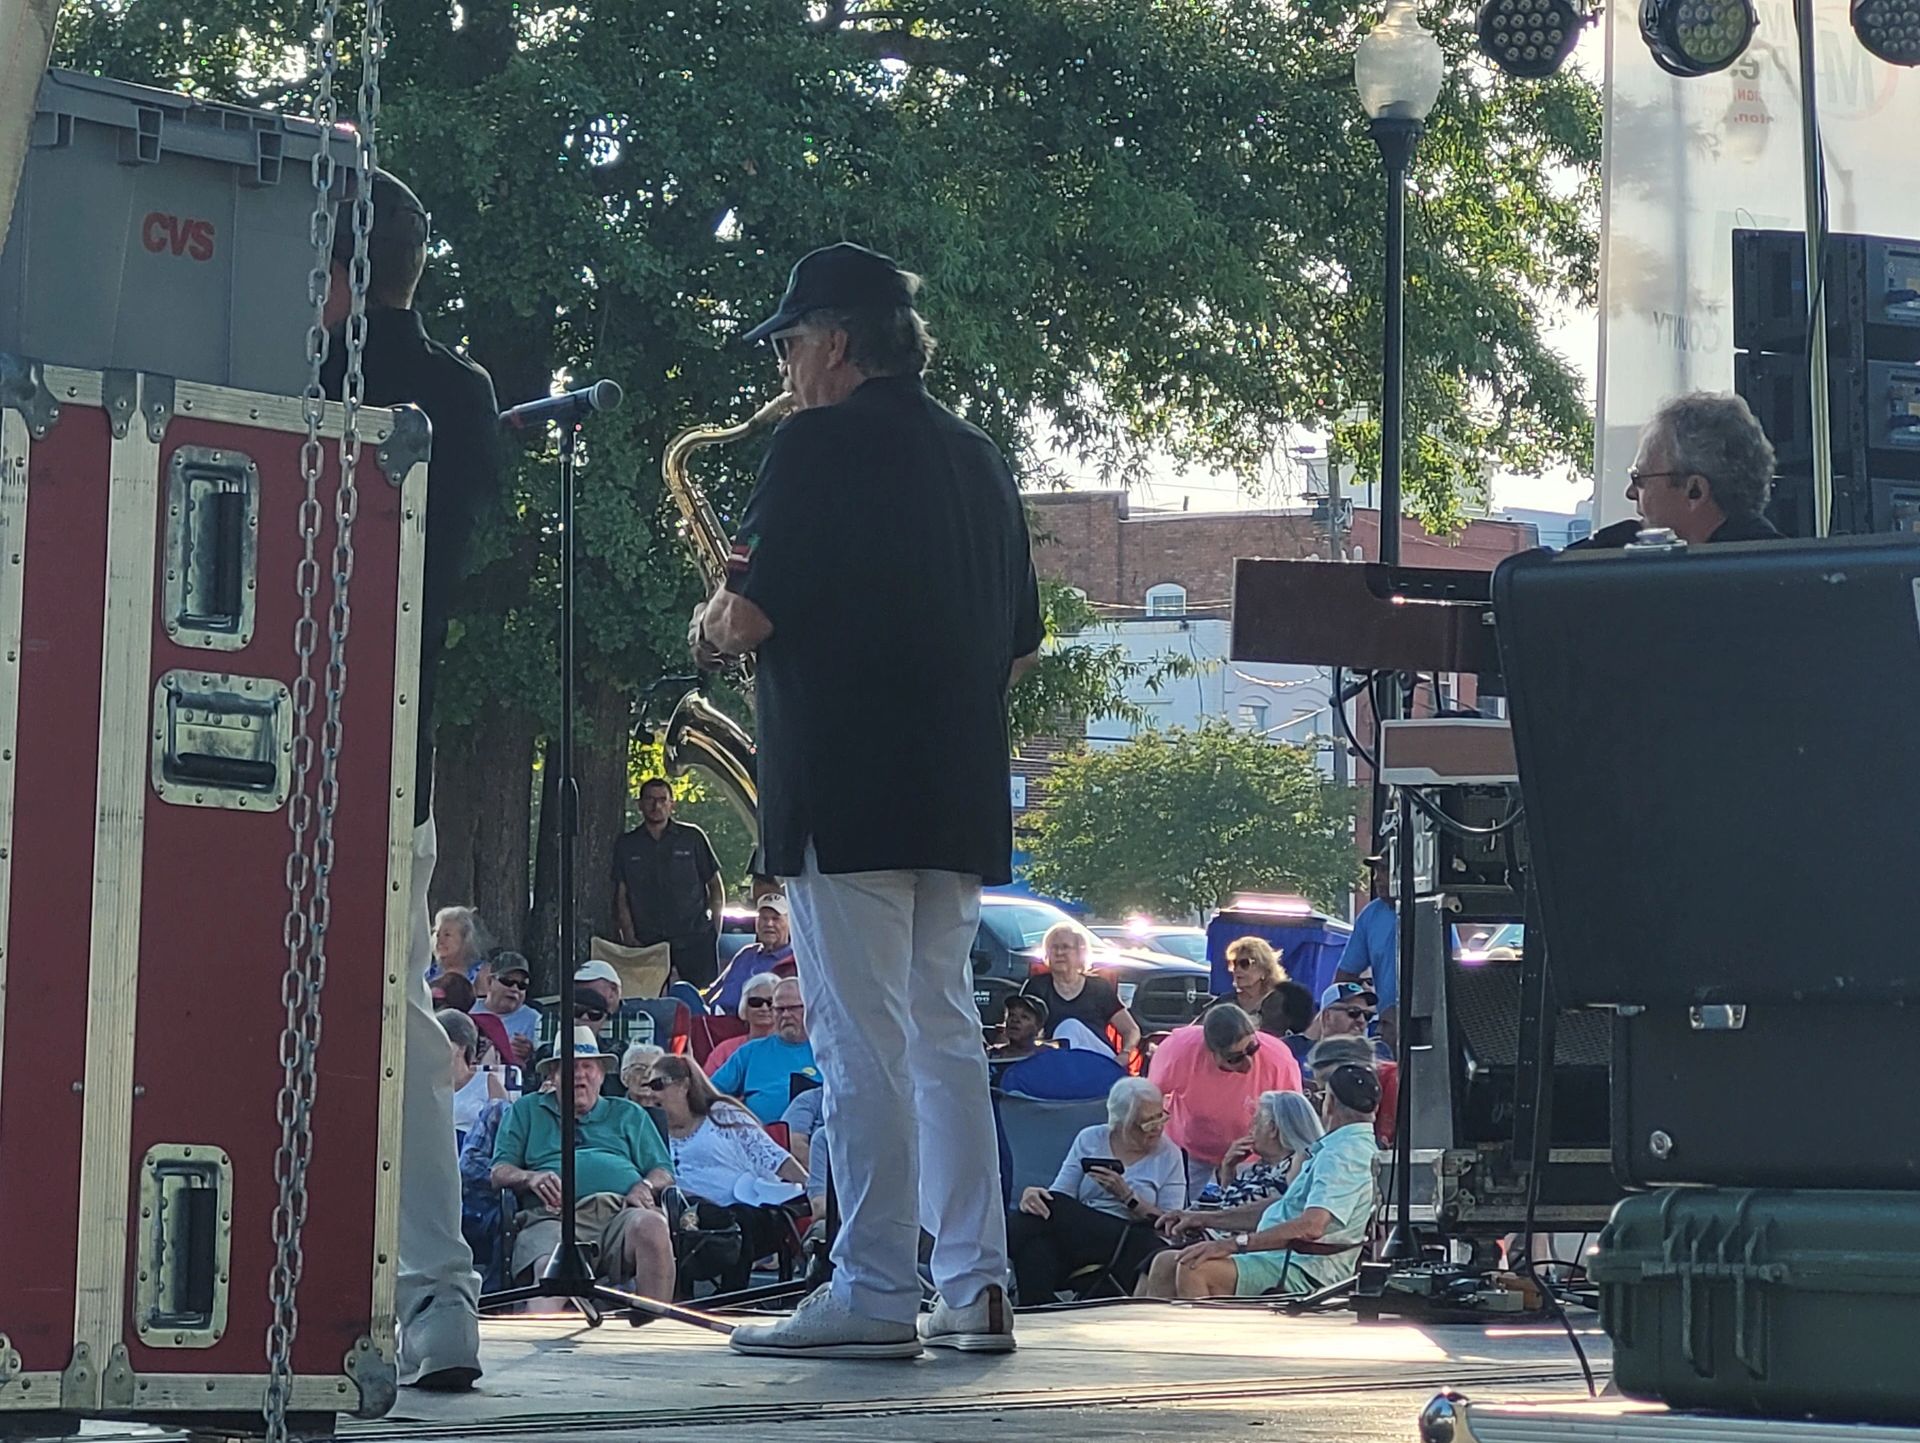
{"left": 1148, "top": 1004, "right": 1303, "bottom": 1197}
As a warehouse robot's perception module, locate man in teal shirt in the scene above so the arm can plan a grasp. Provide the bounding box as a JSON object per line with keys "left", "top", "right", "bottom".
{"left": 492, "top": 1027, "right": 676, "bottom": 1293}
{"left": 710, "top": 976, "right": 819, "bottom": 1122}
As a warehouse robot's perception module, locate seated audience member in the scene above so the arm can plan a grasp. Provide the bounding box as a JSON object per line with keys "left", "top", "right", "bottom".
{"left": 709, "top": 977, "right": 818, "bottom": 1123}
{"left": 620, "top": 1041, "right": 666, "bottom": 1103}
{"left": 458, "top": 1093, "right": 515, "bottom": 1288}
{"left": 430, "top": 970, "right": 475, "bottom": 1015}
{"left": 644, "top": 1054, "right": 808, "bottom": 1292}
{"left": 1137, "top": 1060, "right": 1382, "bottom": 1300}
{"left": 1307, "top": 1034, "right": 1399, "bottom": 1148}
{"left": 706, "top": 973, "right": 780, "bottom": 1073}
{"left": 439, "top": 1008, "right": 508, "bottom": 1140}
{"left": 572, "top": 959, "right": 623, "bottom": 1038}
{"left": 780, "top": 1080, "right": 825, "bottom": 1170}
{"left": 1021, "top": 923, "right": 1142, "bottom": 1058}
{"left": 708, "top": 895, "right": 798, "bottom": 1013}
{"left": 490, "top": 1026, "right": 676, "bottom": 1294}
{"left": 1007, "top": 1077, "right": 1185, "bottom": 1302}
{"left": 989, "top": 992, "right": 1049, "bottom": 1065}
{"left": 1260, "top": 981, "right": 1319, "bottom": 1066}
{"left": 1205, "top": 1090, "right": 1324, "bottom": 1212}
{"left": 1223, "top": 936, "right": 1286, "bottom": 1015}
{"left": 472, "top": 952, "right": 538, "bottom": 1063}
{"left": 1148, "top": 1004, "right": 1303, "bottom": 1197}
{"left": 429, "top": 905, "right": 490, "bottom": 989}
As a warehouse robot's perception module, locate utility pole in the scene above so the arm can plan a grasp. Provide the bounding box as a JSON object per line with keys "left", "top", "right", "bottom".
{"left": 1326, "top": 437, "right": 1351, "bottom": 792}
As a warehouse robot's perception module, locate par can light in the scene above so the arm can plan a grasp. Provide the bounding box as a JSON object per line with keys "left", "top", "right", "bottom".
{"left": 1853, "top": 0, "right": 1920, "bottom": 64}
{"left": 1640, "top": 0, "right": 1758, "bottom": 76}
{"left": 1476, "top": 0, "right": 1589, "bottom": 77}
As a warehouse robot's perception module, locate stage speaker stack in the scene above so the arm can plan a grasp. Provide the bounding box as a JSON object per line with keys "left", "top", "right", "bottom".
{"left": 1495, "top": 536, "right": 1920, "bottom": 1423}
{"left": 1732, "top": 227, "right": 1920, "bottom": 537}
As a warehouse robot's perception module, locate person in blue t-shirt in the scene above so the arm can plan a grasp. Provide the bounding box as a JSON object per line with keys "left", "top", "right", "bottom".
{"left": 709, "top": 976, "right": 819, "bottom": 1121}
{"left": 1334, "top": 856, "right": 1398, "bottom": 1054}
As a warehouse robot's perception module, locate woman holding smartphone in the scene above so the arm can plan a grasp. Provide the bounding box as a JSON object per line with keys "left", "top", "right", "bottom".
{"left": 1006, "top": 1077, "right": 1185, "bottom": 1302}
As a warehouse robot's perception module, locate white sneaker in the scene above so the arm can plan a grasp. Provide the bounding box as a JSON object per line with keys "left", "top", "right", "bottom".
{"left": 396, "top": 1294, "right": 482, "bottom": 1390}
{"left": 917, "top": 1284, "right": 1016, "bottom": 1353}
{"left": 729, "top": 1285, "right": 923, "bottom": 1360}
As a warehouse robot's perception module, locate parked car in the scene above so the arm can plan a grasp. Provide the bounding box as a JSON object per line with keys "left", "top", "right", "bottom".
{"left": 972, "top": 896, "right": 1212, "bottom": 1033}
{"left": 1091, "top": 921, "right": 1209, "bottom": 966}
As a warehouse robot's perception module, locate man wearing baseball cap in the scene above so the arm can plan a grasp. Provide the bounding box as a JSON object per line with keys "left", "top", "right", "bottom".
{"left": 709, "top": 893, "right": 798, "bottom": 1014}
{"left": 322, "top": 167, "right": 506, "bottom": 1393}
{"left": 472, "top": 952, "right": 539, "bottom": 1063}
{"left": 1139, "top": 1055, "right": 1382, "bottom": 1301}
{"left": 699, "top": 241, "right": 1042, "bottom": 1359}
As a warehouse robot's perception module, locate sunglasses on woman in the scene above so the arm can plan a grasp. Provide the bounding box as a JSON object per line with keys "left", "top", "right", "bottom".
{"left": 744, "top": 996, "right": 773, "bottom": 1010}
{"left": 643, "top": 1076, "right": 680, "bottom": 1092}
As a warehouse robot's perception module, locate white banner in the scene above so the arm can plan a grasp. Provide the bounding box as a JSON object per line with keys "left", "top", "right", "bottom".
{"left": 1595, "top": 0, "right": 1920, "bottom": 524}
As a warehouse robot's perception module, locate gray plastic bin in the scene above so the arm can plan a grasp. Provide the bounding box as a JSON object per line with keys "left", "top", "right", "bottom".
{"left": 0, "top": 69, "right": 361, "bottom": 397}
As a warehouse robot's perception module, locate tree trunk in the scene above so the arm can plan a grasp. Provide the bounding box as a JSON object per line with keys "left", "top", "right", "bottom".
{"left": 428, "top": 710, "right": 539, "bottom": 956}
{"left": 527, "top": 678, "right": 634, "bottom": 995}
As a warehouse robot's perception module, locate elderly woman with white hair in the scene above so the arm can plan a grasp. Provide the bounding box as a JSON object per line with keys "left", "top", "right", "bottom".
{"left": 1004, "top": 1076, "right": 1186, "bottom": 1302}
{"left": 704, "top": 972, "right": 781, "bottom": 1074}
{"left": 620, "top": 1042, "right": 667, "bottom": 1104}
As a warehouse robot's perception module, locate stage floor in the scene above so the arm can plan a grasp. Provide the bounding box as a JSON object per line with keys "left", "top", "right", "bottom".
{"left": 340, "top": 1301, "right": 1611, "bottom": 1443}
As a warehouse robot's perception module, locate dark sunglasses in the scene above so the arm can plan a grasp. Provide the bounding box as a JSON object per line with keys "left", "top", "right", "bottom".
{"left": 643, "top": 1076, "right": 678, "bottom": 1092}
{"left": 496, "top": 975, "right": 528, "bottom": 989}
{"left": 744, "top": 996, "right": 774, "bottom": 1010}
{"left": 1336, "top": 1007, "right": 1376, "bottom": 1023}
{"left": 1218, "top": 1040, "right": 1261, "bottom": 1065}
{"left": 574, "top": 1004, "right": 608, "bottom": 1022}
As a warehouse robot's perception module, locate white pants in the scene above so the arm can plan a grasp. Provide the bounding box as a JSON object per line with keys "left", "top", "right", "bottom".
{"left": 785, "top": 846, "right": 1008, "bottom": 1325}
{"left": 396, "top": 816, "right": 480, "bottom": 1327}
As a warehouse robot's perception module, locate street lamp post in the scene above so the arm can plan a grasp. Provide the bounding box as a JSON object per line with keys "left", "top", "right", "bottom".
{"left": 1354, "top": 0, "right": 1443, "bottom": 569}
{"left": 1354, "top": 0, "right": 1443, "bottom": 1270}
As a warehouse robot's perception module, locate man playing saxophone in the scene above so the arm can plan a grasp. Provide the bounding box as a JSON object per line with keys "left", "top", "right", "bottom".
{"left": 692, "top": 242, "right": 1042, "bottom": 1359}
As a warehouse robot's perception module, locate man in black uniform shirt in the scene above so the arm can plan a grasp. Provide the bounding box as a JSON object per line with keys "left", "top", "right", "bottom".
{"left": 1578, "top": 391, "right": 1783, "bottom": 549}
{"left": 697, "top": 244, "right": 1043, "bottom": 1359}
{"left": 322, "top": 170, "right": 503, "bottom": 1391}
{"left": 610, "top": 777, "right": 728, "bottom": 986}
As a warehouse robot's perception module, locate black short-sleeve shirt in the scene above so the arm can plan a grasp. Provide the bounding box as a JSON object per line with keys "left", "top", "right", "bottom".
{"left": 1021, "top": 974, "right": 1125, "bottom": 1040}
{"left": 611, "top": 820, "right": 721, "bottom": 943}
{"left": 724, "top": 375, "right": 1043, "bottom": 883}
{"left": 324, "top": 307, "right": 504, "bottom": 825}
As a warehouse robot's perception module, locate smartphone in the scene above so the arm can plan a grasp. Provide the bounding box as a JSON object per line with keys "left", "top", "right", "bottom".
{"left": 1080, "top": 1157, "right": 1125, "bottom": 1175}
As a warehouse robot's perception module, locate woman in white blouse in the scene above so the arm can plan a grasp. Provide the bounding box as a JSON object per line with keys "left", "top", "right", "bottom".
{"left": 1006, "top": 1076, "right": 1186, "bottom": 1302}
{"left": 644, "top": 1054, "right": 808, "bottom": 1291}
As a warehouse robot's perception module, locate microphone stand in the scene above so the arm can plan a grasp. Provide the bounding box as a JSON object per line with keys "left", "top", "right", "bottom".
{"left": 477, "top": 419, "right": 728, "bottom": 1333}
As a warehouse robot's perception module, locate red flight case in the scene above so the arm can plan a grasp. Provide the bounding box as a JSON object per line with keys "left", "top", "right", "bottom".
{"left": 0, "top": 361, "right": 424, "bottom": 1431}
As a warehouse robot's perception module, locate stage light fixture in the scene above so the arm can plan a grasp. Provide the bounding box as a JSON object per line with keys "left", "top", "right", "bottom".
{"left": 1853, "top": 0, "right": 1920, "bottom": 64}
{"left": 1639, "top": 0, "right": 1757, "bottom": 76}
{"left": 1475, "top": 0, "right": 1589, "bottom": 78}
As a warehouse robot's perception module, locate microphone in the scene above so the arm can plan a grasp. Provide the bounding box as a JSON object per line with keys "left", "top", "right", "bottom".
{"left": 500, "top": 379, "right": 624, "bottom": 429}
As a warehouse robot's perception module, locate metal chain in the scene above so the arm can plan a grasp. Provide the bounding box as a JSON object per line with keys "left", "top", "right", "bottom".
{"left": 265, "top": 0, "right": 379, "bottom": 1431}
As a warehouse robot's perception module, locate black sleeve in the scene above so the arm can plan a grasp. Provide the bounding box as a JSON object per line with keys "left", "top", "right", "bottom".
{"left": 692, "top": 826, "right": 720, "bottom": 885}
{"left": 1011, "top": 502, "right": 1044, "bottom": 659}
{"left": 1093, "top": 978, "right": 1124, "bottom": 1022}
{"left": 724, "top": 418, "right": 830, "bottom": 628}
{"left": 610, "top": 835, "right": 627, "bottom": 887}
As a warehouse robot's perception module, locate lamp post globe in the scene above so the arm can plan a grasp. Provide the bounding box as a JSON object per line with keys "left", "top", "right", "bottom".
{"left": 1355, "top": 0, "right": 1445, "bottom": 121}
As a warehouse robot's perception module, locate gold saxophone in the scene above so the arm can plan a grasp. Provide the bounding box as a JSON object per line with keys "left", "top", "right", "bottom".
{"left": 656, "top": 391, "right": 795, "bottom": 833}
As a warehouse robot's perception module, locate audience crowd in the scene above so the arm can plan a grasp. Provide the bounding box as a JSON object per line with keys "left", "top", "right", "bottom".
{"left": 433, "top": 877, "right": 1399, "bottom": 1309}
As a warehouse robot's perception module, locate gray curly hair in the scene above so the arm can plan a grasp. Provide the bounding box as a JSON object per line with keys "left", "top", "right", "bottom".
{"left": 1648, "top": 391, "right": 1776, "bottom": 521}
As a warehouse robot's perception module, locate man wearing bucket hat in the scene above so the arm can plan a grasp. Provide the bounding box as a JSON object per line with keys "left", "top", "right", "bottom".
{"left": 697, "top": 242, "right": 1042, "bottom": 1360}
{"left": 489, "top": 1025, "right": 676, "bottom": 1297}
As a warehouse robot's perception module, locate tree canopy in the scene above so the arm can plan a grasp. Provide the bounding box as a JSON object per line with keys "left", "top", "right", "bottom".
{"left": 52, "top": 0, "right": 1598, "bottom": 952}
{"left": 1024, "top": 724, "right": 1359, "bottom": 916}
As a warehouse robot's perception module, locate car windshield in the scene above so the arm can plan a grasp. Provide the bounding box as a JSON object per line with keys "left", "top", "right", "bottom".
{"left": 983, "top": 901, "right": 1092, "bottom": 951}
{"left": 1454, "top": 921, "right": 1524, "bottom": 960}
{"left": 1151, "top": 933, "right": 1208, "bottom": 965}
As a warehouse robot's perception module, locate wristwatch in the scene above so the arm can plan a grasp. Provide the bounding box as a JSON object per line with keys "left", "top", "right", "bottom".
{"left": 1232, "top": 1232, "right": 1252, "bottom": 1253}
